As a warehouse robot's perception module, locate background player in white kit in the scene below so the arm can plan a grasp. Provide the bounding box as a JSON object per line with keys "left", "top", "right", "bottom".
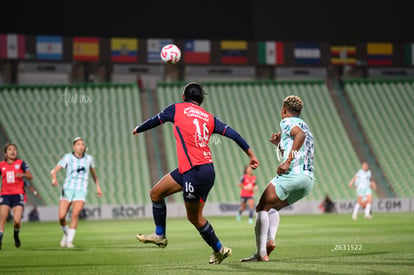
{"left": 51, "top": 137, "right": 102, "bottom": 248}
{"left": 348, "top": 162, "right": 377, "bottom": 220}
{"left": 241, "top": 95, "right": 315, "bottom": 262}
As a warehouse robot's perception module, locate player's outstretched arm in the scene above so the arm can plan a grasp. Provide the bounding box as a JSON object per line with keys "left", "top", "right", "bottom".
{"left": 245, "top": 148, "right": 259, "bottom": 169}
{"left": 50, "top": 165, "right": 63, "bottom": 186}
{"left": 370, "top": 181, "right": 377, "bottom": 191}
{"left": 90, "top": 167, "right": 102, "bottom": 197}
{"left": 133, "top": 104, "right": 175, "bottom": 135}
{"left": 132, "top": 115, "right": 162, "bottom": 135}
{"left": 348, "top": 175, "right": 357, "bottom": 187}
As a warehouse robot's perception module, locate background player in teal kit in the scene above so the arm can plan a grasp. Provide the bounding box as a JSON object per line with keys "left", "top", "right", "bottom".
{"left": 133, "top": 82, "right": 259, "bottom": 264}
{"left": 241, "top": 95, "right": 315, "bottom": 262}
{"left": 51, "top": 137, "right": 102, "bottom": 248}
{"left": 348, "top": 162, "right": 377, "bottom": 220}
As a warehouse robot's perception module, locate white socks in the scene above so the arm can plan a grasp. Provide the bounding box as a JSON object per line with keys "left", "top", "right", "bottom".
{"left": 352, "top": 203, "right": 372, "bottom": 219}
{"left": 61, "top": 225, "right": 68, "bottom": 236}
{"left": 67, "top": 228, "right": 76, "bottom": 243}
{"left": 267, "top": 208, "right": 280, "bottom": 243}
{"left": 365, "top": 203, "right": 372, "bottom": 217}
{"left": 352, "top": 203, "right": 360, "bottom": 219}
{"left": 255, "top": 211, "right": 269, "bottom": 257}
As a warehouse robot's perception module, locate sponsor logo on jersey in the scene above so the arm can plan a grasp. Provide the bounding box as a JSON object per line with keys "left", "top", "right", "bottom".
{"left": 184, "top": 107, "right": 210, "bottom": 121}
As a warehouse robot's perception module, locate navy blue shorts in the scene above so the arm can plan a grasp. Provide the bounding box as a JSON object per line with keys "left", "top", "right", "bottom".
{"left": 170, "top": 164, "right": 215, "bottom": 203}
{"left": 240, "top": 196, "right": 254, "bottom": 204}
{"left": 0, "top": 194, "right": 25, "bottom": 207}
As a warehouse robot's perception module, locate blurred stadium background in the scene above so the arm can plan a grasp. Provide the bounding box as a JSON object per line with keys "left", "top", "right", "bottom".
{"left": 0, "top": 1, "right": 413, "bottom": 220}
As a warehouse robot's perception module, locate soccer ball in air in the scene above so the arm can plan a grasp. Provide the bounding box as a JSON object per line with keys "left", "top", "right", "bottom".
{"left": 160, "top": 44, "right": 181, "bottom": 64}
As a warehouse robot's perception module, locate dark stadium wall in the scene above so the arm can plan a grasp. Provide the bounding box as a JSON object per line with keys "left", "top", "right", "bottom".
{"left": 252, "top": 1, "right": 412, "bottom": 43}
{"left": 0, "top": 0, "right": 411, "bottom": 42}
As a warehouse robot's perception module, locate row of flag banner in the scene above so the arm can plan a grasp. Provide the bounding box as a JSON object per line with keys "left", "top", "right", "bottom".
{"left": 1, "top": 34, "right": 414, "bottom": 66}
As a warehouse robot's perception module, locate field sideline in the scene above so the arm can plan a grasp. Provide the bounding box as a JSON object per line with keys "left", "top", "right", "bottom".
{"left": 0, "top": 213, "right": 413, "bottom": 274}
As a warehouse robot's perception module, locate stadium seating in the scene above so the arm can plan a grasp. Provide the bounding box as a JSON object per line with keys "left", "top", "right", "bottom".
{"left": 0, "top": 84, "right": 152, "bottom": 205}
{"left": 344, "top": 79, "right": 414, "bottom": 198}
{"left": 157, "top": 81, "right": 359, "bottom": 203}
{"left": 5, "top": 79, "right": 408, "bottom": 206}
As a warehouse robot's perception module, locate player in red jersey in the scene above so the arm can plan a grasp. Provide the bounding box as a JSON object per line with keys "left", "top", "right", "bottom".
{"left": 0, "top": 143, "right": 33, "bottom": 250}
{"left": 237, "top": 165, "right": 258, "bottom": 224}
{"left": 133, "top": 82, "right": 259, "bottom": 264}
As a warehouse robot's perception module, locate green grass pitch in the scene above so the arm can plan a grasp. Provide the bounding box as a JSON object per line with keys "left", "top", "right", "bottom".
{"left": 1, "top": 213, "right": 413, "bottom": 274}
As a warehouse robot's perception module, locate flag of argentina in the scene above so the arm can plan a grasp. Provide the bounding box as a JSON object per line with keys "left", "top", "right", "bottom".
{"left": 36, "top": 36, "right": 63, "bottom": 60}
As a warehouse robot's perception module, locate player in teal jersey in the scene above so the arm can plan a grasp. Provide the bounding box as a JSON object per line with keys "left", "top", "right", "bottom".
{"left": 348, "top": 162, "right": 376, "bottom": 220}
{"left": 51, "top": 137, "right": 102, "bottom": 248}
{"left": 241, "top": 95, "right": 315, "bottom": 262}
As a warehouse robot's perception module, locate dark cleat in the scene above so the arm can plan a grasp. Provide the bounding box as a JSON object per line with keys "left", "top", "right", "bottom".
{"left": 14, "top": 232, "right": 21, "bottom": 248}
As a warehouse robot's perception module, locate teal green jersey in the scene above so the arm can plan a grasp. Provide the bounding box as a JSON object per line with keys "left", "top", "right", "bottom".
{"left": 355, "top": 169, "right": 372, "bottom": 194}
{"left": 279, "top": 117, "right": 315, "bottom": 178}
{"left": 58, "top": 153, "right": 95, "bottom": 192}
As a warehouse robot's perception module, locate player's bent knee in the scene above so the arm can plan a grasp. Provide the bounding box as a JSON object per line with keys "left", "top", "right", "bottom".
{"left": 186, "top": 214, "right": 196, "bottom": 224}
{"left": 150, "top": 190, "right": 162, "bottom": 202}
{"left": 186, "top": 215, "right": 203, "bottom": 227}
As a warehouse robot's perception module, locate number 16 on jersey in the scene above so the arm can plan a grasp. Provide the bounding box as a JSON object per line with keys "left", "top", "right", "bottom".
{"left": 193, "top": 119, "right": 210, "bottom": 147}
